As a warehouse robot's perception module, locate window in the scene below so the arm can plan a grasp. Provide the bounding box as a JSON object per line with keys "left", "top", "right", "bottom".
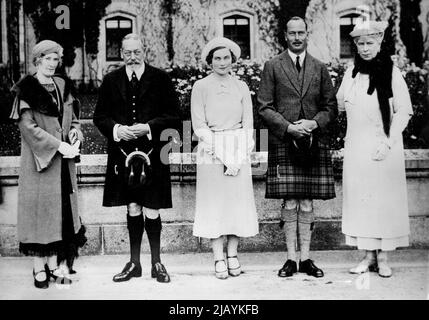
{"left": 340, "top": 13, "right": 363, "bottom": 59}
{"left": 105, "top": 17, "right": 132, "bottom": 61}
{"left": 223, "top": 14, "right": 250, "bottom": 59}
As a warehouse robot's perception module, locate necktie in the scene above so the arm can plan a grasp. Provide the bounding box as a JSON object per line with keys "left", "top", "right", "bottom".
{"left": 296, "top": 56, "right": 301, "bottom": 73}
{"left": 131, "top": 71, "right": 138, "bottom": 89}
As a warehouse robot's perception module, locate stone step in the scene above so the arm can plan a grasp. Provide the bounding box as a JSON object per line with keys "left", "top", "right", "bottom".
{"left": 1, "top": 217, "right": 428, "bottom": 257}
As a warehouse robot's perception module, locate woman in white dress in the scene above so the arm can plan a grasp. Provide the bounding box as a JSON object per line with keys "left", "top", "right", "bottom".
{"left": 191, "top": 37, "right": 259, "bottom": 279}
{"left": 337, "top": 21, "right": 413, "bottom": 277}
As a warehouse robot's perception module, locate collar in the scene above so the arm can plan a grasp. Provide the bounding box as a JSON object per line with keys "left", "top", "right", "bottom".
{"left": 125, "top": 63, "right": 145, "bottom": 81}
{"left": 287, "top": 49, "right": 306, "bottom": 65}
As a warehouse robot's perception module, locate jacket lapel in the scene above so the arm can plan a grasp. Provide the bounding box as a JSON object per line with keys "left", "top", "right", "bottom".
{"left": 113, "top": 66, "right": 128, "bottom": 103}
{"left": 137, "top": 64, "right": 154, "bottom": 102}
{"left": 279, "top": 52, "right": 301, "bottom": 95}
{"left": 301, "top": 53, "right": 315, "bottom": 98}
{"left": 52, "top": 76, "right": 68, "bottom": 140}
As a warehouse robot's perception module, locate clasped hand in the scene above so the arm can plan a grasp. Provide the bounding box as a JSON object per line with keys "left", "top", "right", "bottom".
{"left": 287, "top": 119, "right": 317, "bottom": 139}
{"left": 117, "top": 123, "right": 150, "bottom": 141}
{"left": 58, "top": 141, "right": 80, "bottom": 159}
{"left": 372, "top": 142, "right": 390, "bottom": 161}
{"left": 224, "top": 164, "right": 240, "bottom": 176}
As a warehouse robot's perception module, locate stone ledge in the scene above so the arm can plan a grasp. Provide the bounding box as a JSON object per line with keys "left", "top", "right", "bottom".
{"left": 1, "top": 217, "right": 428, "bottom": 256}
{"left": 1, "top": 149, "right": 429, "bottom": 181}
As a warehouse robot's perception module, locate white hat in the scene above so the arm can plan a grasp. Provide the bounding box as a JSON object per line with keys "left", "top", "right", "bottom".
{"left": 349, "top": 20, "right": 388, "bottom": 38}
{"left": 201, "top": 37, "right": 241, "bottom": 63}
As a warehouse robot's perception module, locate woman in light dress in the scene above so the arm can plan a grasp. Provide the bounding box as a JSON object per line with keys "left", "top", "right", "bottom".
{"left": 337, "top": 21, "right": 413, "bottom": 277}
{"left": 191, "top": 37, "right": 259, "bottom": 279}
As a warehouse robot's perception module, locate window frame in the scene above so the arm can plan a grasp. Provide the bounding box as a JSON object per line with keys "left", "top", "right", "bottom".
{"left": 105, "top": 16, "right": 133, "bottom": 62}
{"left": 218, "top": 10, "right": 255, "bottom": 60}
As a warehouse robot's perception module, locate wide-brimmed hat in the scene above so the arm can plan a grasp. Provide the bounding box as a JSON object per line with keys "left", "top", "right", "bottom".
{"left": 349, "top": 20, "right": 388, "bottom": 38}
{"left": 201, "top": 37, "right": 241, "bottom": 63}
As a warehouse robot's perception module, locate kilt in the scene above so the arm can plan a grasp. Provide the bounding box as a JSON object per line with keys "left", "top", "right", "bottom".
{"left": 265, "top": 142, "right": 335, "bottom": 199}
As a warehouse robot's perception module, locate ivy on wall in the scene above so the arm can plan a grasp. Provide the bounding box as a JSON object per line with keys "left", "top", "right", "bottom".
{"left": 6, "top": 0, "right": 21, "bottom": 82}
{"left": 399, "top": 0, "right": 424, "bottom": 66}
{"left": 23, "top": 0, "right": 111, "bottom": 69}
{"left": 246, "top": 0, "right": 284, "bottom": 57}
{"left": 161, "top": 0, "right": 178, "bottom": 62}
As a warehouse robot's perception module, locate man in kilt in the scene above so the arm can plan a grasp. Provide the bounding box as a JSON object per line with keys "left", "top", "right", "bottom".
{"left": 257, "top": 17, "right": 338, "bottom": 278}
{"left": 94, "top": 34, "right": 180, "bottom": 283}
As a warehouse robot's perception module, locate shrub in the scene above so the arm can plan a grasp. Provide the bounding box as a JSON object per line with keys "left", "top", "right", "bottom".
{"left": 1, "top": 59, "right": 428, "bottom": 156}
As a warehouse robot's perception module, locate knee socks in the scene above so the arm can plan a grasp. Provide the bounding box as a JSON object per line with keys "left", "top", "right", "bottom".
{"left": 145, "top": 216, "right": 162, "bottom": 266}
{"left": 127, "top": 214, "right": 144, "bottom": 264}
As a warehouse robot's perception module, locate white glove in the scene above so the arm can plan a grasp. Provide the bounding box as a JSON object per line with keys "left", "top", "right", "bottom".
{"left": 224, "top": 164, "right": 240, "bottom": 176}
{"left": 68, "top": 128, "right": 79, "bottom": 145}
{"left": 372, "top": 141, "right": 390, "bottom": 161}
{"left": 58, "top": 141, "right": 80, "bottom": 159}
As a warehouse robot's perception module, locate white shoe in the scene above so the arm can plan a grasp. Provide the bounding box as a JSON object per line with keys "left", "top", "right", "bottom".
{"left": 349, "top": 258, "right": 378, "bottom": 274}
{"left": 377, "top": 259, "right": 392, "bottom": 278}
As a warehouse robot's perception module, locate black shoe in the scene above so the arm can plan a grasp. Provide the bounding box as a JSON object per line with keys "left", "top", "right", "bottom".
{"left": 151, "top": 262, "right": 171, "bottom": 283}
{"left": 278, "top": 260, "right": 297, "bottom": 277}
{"left": 299, "top": 259, "right": 324, "bottom": 278}
{"left": 33, "top": 269, "right": 49, "bottom": 289}
{"left": 113, "top": 262, "right": 142, "bottom": 282}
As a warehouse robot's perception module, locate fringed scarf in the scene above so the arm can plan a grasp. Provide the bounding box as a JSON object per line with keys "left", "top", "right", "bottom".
{"left": 352, "top": 51, "right": 393, "bottom": 136}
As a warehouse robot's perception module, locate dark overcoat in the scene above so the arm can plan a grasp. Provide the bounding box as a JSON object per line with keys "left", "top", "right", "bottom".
{"left": 93, "top": 65, "right": 180, "bottom": 208}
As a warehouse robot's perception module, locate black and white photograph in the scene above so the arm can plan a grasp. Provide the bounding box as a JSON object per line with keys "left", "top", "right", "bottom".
{"left": 0, "top": 0, "right": 428, "bottom": 308}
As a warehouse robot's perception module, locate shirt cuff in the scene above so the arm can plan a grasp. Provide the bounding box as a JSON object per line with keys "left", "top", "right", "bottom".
{"left": 113, "top": 124, "right": 121, "bottom": 142}
{"left": 146, "top": 124, "right": 152, "bottom": 141}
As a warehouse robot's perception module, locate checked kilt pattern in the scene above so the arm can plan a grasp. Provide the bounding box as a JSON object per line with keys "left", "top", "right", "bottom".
{"left": 265, "top": 142, "right": 336, "bottom": 200}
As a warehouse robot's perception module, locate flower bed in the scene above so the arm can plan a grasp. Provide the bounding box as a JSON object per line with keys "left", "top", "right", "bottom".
{"left": 1, "top": 59, "right": 428, "bottom": 156}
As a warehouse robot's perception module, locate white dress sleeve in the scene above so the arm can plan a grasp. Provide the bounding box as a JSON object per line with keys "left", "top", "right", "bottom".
{"left": 336, "top": 67, "right": 353, "bottom": 112}
{"left": 240, "top": 81, "right": 255, "bottom": 154}
{"left": 388, "top": 66, "right": 413, "bottom": 147}
{"left": 190, "top": 80, "right": 214, "bottom": 154}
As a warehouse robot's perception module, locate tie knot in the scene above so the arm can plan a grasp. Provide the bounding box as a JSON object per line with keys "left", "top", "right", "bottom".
{"left": 295, "top": 56, "right": 301, "bottom": 73}
{"left": 132, "top": 72, "right": 137, "bottom": 79}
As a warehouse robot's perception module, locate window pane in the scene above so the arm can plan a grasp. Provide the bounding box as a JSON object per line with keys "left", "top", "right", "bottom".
{"left": 340, "top": 24, "right": 356, "bottom": 58}
{"left": 106, "top": 20, "right": 118, "bottom": 29}
{"left": 236, "top": 19, "right": 249, "bottom": 25}
{"left": 340, "top": 17, "right": 352, "bottom": 25}
{"left": 223, "top": 19, "right": 235, "bottom": 26}
{"left": 119, "top": 20, "right": 132, "bottom": 28}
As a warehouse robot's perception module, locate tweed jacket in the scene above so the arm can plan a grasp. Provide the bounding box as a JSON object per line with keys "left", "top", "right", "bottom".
{"left": 257, "top": 51, "right": 338, "bottom": 145}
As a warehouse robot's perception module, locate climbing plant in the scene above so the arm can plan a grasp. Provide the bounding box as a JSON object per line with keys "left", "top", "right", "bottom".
{"left": 246, "top": 0, "right": 283, "bottom": 57}
{"left": 6, "top": 0, "right": 21, "bottom": 82}
{"left": 399, "top": 0, "right": 424, "bottom": 66}
{"left": 23, "top": 0, "right": 111, "bottom": 69}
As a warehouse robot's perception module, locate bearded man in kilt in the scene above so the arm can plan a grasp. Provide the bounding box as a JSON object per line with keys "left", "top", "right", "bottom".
{"left": 94, "top": 34, "right": 180, "bottom": 283}
{"left": 257, "top": 17, "right": 338, "bottom": 278}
